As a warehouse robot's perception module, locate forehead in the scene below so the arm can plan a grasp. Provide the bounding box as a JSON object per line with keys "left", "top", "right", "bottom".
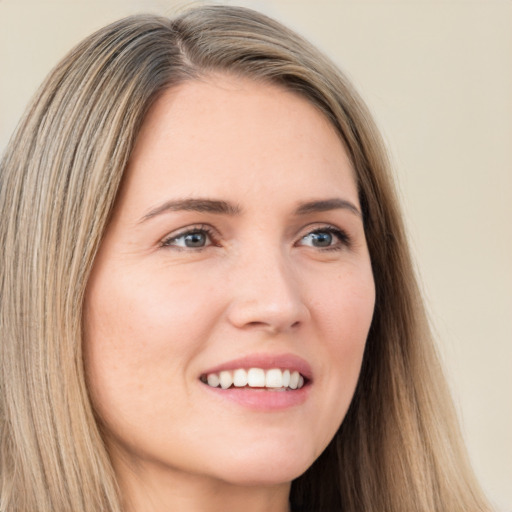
{"left": 120, "top": 75, "right": 358, "bottom": 214}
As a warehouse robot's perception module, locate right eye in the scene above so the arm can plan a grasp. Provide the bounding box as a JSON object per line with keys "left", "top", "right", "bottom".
{"left": 161, "top": 226, "right": 217, "bottom": 250}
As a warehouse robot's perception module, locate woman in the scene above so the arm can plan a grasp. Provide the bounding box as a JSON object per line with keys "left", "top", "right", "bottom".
{"left": 0, "top": 5, "right": 492, "bottom": 512}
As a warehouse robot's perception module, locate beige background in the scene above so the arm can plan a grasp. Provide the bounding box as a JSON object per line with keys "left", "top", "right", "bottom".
{"left": 1, "top": 0, "right": 511, "bottom": 510}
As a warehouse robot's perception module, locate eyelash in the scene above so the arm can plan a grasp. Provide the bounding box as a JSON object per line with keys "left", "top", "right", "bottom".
{"left": 160, "top": 224, "right": 351, "bottom": 252}
{"left": 298, "top": 226, "right": 351, "bottom": 251}
{"left": 160, "top": 224, "right": 219, "bottom": 250}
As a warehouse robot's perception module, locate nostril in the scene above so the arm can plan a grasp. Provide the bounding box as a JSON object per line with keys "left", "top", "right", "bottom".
{"left": 242, "top": 319, "right": 301, "bottom": 334}
{"left": 244, "top": 320, "right": 280, "bottom": 333}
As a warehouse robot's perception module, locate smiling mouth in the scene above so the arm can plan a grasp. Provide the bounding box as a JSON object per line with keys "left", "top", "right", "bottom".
{"left": 200, "top": 368, "right": 306, "bottom": 391}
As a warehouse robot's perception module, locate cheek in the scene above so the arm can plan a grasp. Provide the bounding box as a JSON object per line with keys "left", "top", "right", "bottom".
{"left": 318, "top": 263, "right": 375, "bottom": 348}
{"left": 82, "top": 265, "right": 224, "bottom": 420}
{"left": 85, "top": 263, "right": 217, "bottom": 347}
{"left": 308, "top": 266, "right": 374, "bottom": 439}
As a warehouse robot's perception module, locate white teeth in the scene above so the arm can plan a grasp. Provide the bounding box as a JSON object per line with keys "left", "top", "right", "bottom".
{"left": 207, "top": 373, "right": 220, "bottom": 387}
{"left": 233, "top": 369, "right": 248, "bottom": 387}
{"left": 265, "top": 368, "right": 283, "bottom": 388}
{"left": 289, "top": 371, "right": 300, "bottom": 390}
{"left": 203, "top": 368, "right": 306, "bottom": 390}
{"left": 247, "top": 368, "right": 265, "bottom": 387}
{"left": 219, "top": 371, "right": 233, "bottom": 389}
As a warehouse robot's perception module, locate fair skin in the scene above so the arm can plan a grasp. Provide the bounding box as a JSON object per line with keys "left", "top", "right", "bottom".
{"left": 83, "top": 75, "right": 375, "bottom": 512}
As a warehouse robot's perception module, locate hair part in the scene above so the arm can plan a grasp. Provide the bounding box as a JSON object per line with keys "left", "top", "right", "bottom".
{"left": 0, "top": 6, "right": 491, "bottom": 512}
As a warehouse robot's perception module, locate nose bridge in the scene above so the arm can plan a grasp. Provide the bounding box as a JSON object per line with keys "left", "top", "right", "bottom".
{"left": 226, "top": 240, "right": 308, "bottom": 332}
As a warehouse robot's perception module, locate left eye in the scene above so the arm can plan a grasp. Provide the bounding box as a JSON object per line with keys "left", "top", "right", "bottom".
{"left": 299, "top": 228, "right": 348, "bottom": 249}
{"left": 162, "top": 229, "right": 213, "bottom": 249}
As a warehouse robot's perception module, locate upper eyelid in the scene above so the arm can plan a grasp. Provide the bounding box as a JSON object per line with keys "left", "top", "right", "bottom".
{"left": 296, "top": 222, "right": 350, "bottom": 239}
{"left": 160, "top": 224, "right": 218, "bottom": 246}
{"left": 300, "top": 223, "right": 344, "bottom": 234}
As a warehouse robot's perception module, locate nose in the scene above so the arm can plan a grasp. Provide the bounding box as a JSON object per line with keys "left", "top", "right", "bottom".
{"left": 225, "top": 247, "right": 310, "bottom": 334}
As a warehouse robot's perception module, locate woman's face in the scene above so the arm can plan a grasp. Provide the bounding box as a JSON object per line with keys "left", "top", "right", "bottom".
{"left": 84, "top": 76, "right": 375, "bottom": 490}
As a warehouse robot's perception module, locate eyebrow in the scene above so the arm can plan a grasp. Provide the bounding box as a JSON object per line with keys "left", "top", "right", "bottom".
{"left": 139, "top": 196, "right": 361, "bottom": 223}
{"left": 140, "top": 198, "right": 241, "bottom": 222}
{"left": 294, "top": 198, "right": 361, "bottom": 217}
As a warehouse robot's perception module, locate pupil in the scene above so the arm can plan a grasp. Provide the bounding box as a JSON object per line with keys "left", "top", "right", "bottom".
{"left": 185, "top": 232, "right": 206, "bottom": 247}
{"left": 313, "top": 232, "right": 332, "bottom": 247}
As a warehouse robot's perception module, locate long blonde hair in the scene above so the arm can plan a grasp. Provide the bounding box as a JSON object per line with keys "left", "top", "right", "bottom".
{"left": 0, "top": 6, "right": 491, "bottom": 512}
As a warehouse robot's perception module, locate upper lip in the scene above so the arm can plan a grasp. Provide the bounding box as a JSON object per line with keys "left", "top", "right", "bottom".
{"left": 200, "top": 353, "right": 313, "bottom": 381}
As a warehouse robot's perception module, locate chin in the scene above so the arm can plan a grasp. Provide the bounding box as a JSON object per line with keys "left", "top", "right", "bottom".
{"left": 207, "top": 449, "right": 315, "bottom": 487}
{"left": 217, "top": 468, "right": 305, "bottom": 487}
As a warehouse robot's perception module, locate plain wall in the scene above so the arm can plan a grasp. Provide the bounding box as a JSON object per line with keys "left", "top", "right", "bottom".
{"left": 1, "top": 0, "right": 511, "bottom": 510}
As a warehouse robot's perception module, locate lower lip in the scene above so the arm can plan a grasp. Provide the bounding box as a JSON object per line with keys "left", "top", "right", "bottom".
{"left": 201, "top": 383, "right": 310, "bottom": 411}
